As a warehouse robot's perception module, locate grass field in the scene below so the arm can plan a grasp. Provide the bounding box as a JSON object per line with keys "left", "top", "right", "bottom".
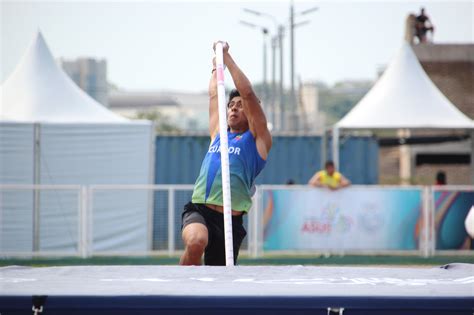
{"left": 1, "top": 254, "right": 473, "bottom": 267}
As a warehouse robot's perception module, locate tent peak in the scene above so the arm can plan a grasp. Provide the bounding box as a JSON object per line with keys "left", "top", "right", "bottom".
{"left": 1, "top": 32, "right": 128, "bottom": 123}
{"left": 335, "top": 42, "right": 474, "bottom": 130}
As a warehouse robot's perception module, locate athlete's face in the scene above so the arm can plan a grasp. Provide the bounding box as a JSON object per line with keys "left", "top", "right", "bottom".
{"left": 227, "top": 96, "right": 248, "bottom": 131}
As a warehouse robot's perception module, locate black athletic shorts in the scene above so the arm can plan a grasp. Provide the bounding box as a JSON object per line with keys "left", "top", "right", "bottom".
{"left": 181, "top": 202, "right": 247, "bottom": 266}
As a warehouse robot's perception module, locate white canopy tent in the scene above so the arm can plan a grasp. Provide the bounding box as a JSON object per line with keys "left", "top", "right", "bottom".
{"left": 0, "top": 33, "right": 126, "bottom": 123}
{"left": 333, "top": 42, "right": 474, "bottom": 183}
{"left": 0, "top": 32, "right": 155, "bottom": 254}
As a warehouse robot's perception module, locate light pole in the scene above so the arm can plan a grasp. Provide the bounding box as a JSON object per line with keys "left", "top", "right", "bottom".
{"left": 278, "top": 25, "right": 285, "bottom": 131}
{"left": 289, "top": 2, "right": 295, "bottom": 131}
{"left": 239, "top": 20, "right": 270, "bottom": 117}
{"left": 270, "top": 35, "right": 277, "bottom": 129}
{"left": 243, "top": 8, "right": 283, "bottom": 131}
{"left": 289, "top": 1, "right": 318, "bottom": 131}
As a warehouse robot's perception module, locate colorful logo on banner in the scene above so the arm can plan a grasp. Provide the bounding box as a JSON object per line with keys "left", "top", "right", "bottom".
{"left": 301, "top": 203, "right": 354, "bottom": 234}
{"left": 263, "top": 188, "right": 422, "bottom": 251}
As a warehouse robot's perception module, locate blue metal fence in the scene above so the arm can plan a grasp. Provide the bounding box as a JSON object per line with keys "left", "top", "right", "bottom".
{"left": 329, "top": 136, "right": 379, "bottom": 185}
{"left": 155, "top": 135, "right": 378, "bottom": 185}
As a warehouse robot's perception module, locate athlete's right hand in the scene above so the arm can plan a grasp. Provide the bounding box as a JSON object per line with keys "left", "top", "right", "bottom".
{"left": 213, "top": 41, "right": 229, "bottom": 54}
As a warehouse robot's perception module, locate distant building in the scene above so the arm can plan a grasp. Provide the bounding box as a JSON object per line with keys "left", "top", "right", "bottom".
{"left": 108, "top": 90, "right": 209, "bottom": 132}
{"left": 413, "top": 44, "right": 474, "bottom": 119}
{"left": 298, "top": 82, "right": 325, "bottom": 134}
{"left": 59, "top": 58, "right": 108, "bottom": 106}
{"left": 108, "top": 91, "right": 178, "bottom": 117}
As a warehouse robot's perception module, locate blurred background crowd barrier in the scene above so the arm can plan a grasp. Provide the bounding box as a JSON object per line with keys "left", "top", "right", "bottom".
{"left": 1, "top": 184, "right": 472, "bottom": 258}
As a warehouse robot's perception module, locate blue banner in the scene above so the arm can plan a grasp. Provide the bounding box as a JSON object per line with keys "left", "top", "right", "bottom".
{"left": 262, "top": 188, "right": 423, "bottom": 251}
{"left": 434, "top": 189, "right": 474, "bottom": 250}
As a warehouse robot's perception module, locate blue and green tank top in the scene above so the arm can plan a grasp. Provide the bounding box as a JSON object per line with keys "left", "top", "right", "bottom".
{"left": 191, "top": 129, "right": 266, "bottom": 212}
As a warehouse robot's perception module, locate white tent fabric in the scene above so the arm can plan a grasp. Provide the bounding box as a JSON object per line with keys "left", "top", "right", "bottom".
{"left": 332, "top": 42, "right": 474, "bottom": 182}
{"left": 0, "top": 123, "right": 35, "bottom": 251}
{"left": 336, "top": 42, "right": 474, "bottom": 130}
{"left": 0, "top": 32, "right": 153, "bottom": 254}
{"left": 0, "top": 32, "right": 126, "bottom": 122}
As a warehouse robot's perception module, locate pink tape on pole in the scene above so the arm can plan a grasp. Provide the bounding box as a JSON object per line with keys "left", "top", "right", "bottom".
{"left": 217, "top": 66, "right": 224, "bottom": 83}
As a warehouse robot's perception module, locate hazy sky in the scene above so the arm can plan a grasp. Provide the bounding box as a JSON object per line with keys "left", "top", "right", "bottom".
{"left": 1, "top": 0, "right": 473, "bottom": 92}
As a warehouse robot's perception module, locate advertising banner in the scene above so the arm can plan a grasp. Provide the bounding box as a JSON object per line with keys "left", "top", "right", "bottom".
{"left": 262, "top": 187, "right": 423, "bottom": 251}
{"left": 434, "top": 189, "right": 474, "bottom": 250}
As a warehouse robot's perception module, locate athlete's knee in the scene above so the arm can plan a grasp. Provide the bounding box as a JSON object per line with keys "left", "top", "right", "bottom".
{"left": 184, "top": 234, "right": 208, "bottom": 255}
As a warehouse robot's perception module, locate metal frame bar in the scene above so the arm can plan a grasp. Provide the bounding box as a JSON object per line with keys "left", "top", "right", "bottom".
{"left": 168, "top": 188, "right": 175, "bottom": 256}
{"left": 258, "top": 184, "right": 427, "bottom": 190}
{"left": 431, "top": 185, "right": 474, "bottom": 192}
{"left": 0, "top": 185, "right": 82, "bottom": 190}
{"left": 147, "top": 123, "right": 157, "bottom": 252}
{"left": 0, "top": 251, "right": 84, "bottom": 257}
{"left": 422, "top": 186, "right": 431, "bottom": 257}
{"left": 249, "top": 189, "right": 260, "bottom": 258}
{"left": 255, "top": 250, "right": 429, "bottom": 256}
{"left": 88, "top": 184, "right": 194, "bottom": 190}
{"left": 430, "top": 187, "right": 437, "bottom": 256}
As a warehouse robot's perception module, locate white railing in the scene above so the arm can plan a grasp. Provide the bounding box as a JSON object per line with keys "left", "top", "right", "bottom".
{"left": 0, "top": 184, "right": 472, "bottom": 258}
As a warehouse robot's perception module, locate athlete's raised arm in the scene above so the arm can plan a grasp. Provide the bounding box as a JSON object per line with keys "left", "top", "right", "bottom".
{"left": 214, "top": 41, "right": 272, "bottom": 159}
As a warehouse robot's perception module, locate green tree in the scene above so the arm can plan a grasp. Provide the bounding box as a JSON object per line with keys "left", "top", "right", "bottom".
{"left": 135, "top": 110, "right": 182, "bottom": 133}
{"left": 318, "top": 82, "right": 372, "bottom": 125}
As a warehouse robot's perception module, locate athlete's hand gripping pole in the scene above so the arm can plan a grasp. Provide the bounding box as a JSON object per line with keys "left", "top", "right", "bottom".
{"left": 215, "top": 41, "right": 234, "bottom": 267}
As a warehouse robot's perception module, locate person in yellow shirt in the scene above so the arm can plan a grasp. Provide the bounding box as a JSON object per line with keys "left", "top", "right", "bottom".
{"left": 308, "top": 160, "right": 351, "bottom": 190}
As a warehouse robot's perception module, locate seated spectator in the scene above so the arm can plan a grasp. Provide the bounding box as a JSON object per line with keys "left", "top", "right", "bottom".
{"left": 435, "top": 171, "right": 446, "bottom": 185}
{"left": 308, "top": 160, "right": 351, "bottom": 190}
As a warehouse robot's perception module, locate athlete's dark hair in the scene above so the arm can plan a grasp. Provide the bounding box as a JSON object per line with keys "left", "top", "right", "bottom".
{"left": 227, "top": 89, "right": 240, "bottom": 107}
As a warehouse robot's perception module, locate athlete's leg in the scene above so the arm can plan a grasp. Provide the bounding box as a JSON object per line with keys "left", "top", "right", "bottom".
{"left": 180, "top": 222, "right": 208, "bottom": 265}
{"left": 204, "top": 212, "right": 246, "bottom": 265}
{"left": 180, "top": 203, "right": 209, "bottom": 265}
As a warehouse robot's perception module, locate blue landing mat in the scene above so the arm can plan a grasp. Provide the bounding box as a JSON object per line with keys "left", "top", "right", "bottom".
{"left": 1, "top": 263, "right": 473, "bottom": 314}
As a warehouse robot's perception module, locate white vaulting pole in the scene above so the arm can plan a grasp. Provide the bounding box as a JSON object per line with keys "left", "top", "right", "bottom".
{"left": 215, "top": 42, "right": 234, "bottom": 266}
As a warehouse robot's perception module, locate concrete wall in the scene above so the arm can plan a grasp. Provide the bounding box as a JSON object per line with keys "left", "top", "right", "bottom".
{"left": 413, "top": 44, "right": 474, "bottom": 119}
